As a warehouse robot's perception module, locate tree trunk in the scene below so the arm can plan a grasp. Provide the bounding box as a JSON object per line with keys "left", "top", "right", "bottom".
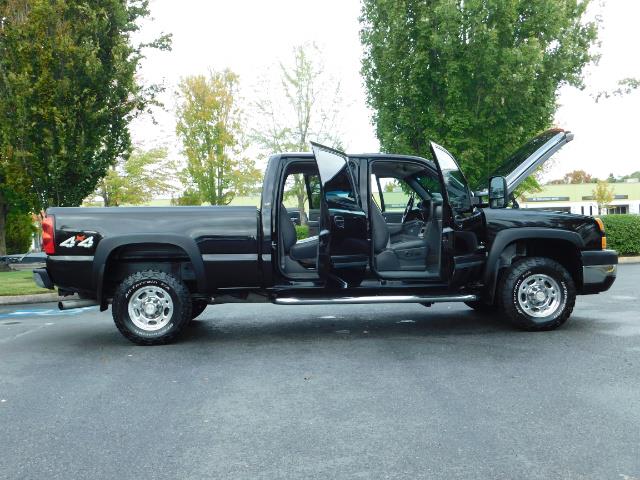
{"left": 0, "top": 194, "right": 7, "bottom": 256}
{"left": 296, "top": 192, "right": 308, "bottom": 226}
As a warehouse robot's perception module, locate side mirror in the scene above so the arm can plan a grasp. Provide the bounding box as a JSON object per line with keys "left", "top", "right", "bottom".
{"left": 488, "top": 176, "right": 508, "bottom": 209}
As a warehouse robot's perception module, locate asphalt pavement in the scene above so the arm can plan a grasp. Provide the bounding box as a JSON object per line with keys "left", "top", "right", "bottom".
{"left": 1, "top": 265, "right": 639, "bottom": 479}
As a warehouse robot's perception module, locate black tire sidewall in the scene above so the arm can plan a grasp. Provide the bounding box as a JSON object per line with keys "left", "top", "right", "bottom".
{"left": 501, "top": 258, "right": 575, "bottom": 329}
{"left": 117, "top": 277, "right": 184, "bottom": 340}
{"left": 511, "top": 266, "right": 568, "bottom": 325}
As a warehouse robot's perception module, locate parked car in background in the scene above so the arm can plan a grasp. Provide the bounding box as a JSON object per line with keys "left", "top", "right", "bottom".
{"left": 286, "top": 208, "right": 301, "bottom": 225}
{"left": 1, "top": 252, "right": 46, "bottom": 270}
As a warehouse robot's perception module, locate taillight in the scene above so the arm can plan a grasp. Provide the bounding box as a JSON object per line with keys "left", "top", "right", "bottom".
{"left": 42, "top": 216, "right": 55, "bottom": 255}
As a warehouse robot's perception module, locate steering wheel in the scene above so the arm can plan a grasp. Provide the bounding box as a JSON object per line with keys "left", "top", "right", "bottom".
{"left": 400, "top": 194, "right": 415, "bottom": 224}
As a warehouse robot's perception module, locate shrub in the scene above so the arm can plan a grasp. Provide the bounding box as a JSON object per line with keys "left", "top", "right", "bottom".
{"left": 6, "top": 211, "right": 36, "bottom": 254}
{"left": 600, "top": 215, "right": 640, "bottom": 256}
{"left": 295, "top": 225, "right": 309, "bottom": 240}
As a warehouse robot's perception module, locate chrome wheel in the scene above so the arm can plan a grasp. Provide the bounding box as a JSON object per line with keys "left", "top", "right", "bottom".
{"left": 127, "top": 285, "right": 174, "bottom": 331}
{"left": 517, "top": 273, "right": 562, "bottom": 318}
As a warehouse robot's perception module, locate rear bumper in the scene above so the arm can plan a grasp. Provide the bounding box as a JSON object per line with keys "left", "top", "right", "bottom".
{"left": 580, "top": 250, "right": 618, "bottom": 294}
{"left": 33, "top": 268, "right": 54, "bottom": 290}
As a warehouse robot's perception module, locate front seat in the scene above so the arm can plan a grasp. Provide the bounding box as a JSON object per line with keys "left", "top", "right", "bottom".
{"left": 280, "top": 204, "right": 319, "bottom": 265}
{"left": 370, "top": 201, "right": 427, "bottom": 271}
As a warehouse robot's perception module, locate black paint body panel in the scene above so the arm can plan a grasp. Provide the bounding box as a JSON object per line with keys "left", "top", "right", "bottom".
{"left": 482, "top": 208, "right": 603, "bottom": 250}
{"left": 47, "top": 206, "right": 260, "bottom": 295}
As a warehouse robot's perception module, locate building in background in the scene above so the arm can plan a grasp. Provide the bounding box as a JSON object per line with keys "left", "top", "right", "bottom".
{"left": 520, "top": 179, "right": 640, "bottom": 215}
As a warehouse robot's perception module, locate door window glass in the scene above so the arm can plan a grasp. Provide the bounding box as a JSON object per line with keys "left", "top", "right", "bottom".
{"left": 325, "top": 170, "right": 359, "bottom": 210}
{"left": 370, "top": 175, "right": 383, "bottom": 210}
{"left": 431, "top": 143, "right": 472, "bottom": 214}
{"left": 306, "top": 174, "right": 321, "bottom": 210}
{"left": 381, "top": 178, "right": 411, "bottom": 211}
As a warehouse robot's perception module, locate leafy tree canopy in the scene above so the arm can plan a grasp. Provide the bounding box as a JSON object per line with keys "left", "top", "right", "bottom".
{"left": 592, "top": 180, "right": 614, "bottom": 214}
{"left": 549, "top": 169, "right": 594, "bottom": 184}
{"left": 175, "top": 70, "right": 260, "bottom": 206}
{"left": 0, "top": 0, "right": 170, "bottom": 253}
{"left": 360, "top": 0, "right": 599, "bottom": 189}
{"left": 89, "top": 147, "right": 177, "bottom": 207}
{"left": 5, "top": 210, "right": 35, "bottom": 254}
{"left": 252, "top": 43, "right": 343, "bottom": 224}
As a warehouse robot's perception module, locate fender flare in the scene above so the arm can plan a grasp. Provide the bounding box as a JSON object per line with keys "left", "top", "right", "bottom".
{"left": 483, "top": 228, "right": 584, "bottom": 302}
{"left": 93, "top": 234, "right": 207, "bottom": 303}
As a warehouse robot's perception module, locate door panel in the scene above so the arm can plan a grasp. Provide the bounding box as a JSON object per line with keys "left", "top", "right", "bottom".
{"left": 429, "top": 141, "right": 484, "bottom": 285}
{"left": 311, "top": 142, "right": 369, "bottom": 286}
{"left": 382, "top": 211, "right": 404, "bottom": 224}
{"left": 307, "top": 209, "right": 320, "bottom": 237}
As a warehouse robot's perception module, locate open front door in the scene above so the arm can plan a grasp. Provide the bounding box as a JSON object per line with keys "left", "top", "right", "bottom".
{"left": 429, "top": 141, "right": 485, "bottom": 285}
{"left": 311, "top": 142, "right": 368, "bottom": 287}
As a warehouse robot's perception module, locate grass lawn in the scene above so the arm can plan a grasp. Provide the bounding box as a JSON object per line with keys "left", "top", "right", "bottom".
{"left": 0, "top": 270, "right": 51, "bottom": 296}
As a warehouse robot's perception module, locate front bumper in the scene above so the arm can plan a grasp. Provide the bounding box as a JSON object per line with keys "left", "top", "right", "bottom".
{"left": 581, "top": 250, "right": 618, "bottom": 294}
{"left": 33, "top": 268, "right": 54, "bottom": 290}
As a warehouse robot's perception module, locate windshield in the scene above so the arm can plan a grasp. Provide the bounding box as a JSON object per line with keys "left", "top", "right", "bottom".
{"left": 430, "top": 143, "right": 472, "bottom": 214}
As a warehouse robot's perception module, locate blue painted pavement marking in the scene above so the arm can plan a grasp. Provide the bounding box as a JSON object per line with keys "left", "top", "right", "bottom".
{"left": 0, "top": 306, "right": 98, "bottom": 320}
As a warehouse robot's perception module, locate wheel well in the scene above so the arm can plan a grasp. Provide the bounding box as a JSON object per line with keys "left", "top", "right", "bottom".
{"left": 498, "top": 238, "right": 582, "bottom": 288}
{"left": 102, "top": 243, "right": 198, "bottom": 298}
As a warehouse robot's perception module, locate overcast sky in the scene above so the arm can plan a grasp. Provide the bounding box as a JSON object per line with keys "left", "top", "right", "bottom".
{"left": 132, "top": 0, "right": 640, "bottom": 182}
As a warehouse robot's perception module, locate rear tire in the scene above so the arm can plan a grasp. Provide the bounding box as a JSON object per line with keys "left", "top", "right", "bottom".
{"left": 498, "top": 257, "right": 575, "bottom": 331}
{"left": 112, "top": 270, "right": 192, "bottom": 345}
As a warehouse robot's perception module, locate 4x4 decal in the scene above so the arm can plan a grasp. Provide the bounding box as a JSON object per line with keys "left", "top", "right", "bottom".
{"left": 60, "top": 234, "right": 94, "bottom": 249}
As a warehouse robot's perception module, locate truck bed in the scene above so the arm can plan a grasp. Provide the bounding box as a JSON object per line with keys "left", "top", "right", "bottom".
{"left": 46, "top": 206, "right": 261, "bottom": 296}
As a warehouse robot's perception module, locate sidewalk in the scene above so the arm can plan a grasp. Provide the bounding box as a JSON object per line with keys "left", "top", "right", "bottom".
{"left": 618, "top": 256, "right": 640, "bottom": 264}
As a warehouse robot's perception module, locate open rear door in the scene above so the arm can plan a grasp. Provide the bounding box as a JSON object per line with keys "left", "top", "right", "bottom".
{"left": 311, "top": 142, "right": 368, "bottom": 287}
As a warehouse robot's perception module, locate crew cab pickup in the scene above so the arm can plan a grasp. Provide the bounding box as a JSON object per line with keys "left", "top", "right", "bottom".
{"left": 33, "top": 129, "right": 618, "bottom": 345}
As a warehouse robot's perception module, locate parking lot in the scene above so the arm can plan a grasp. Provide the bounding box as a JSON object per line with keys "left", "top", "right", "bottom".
{"left": 1, "top": 264, "right": 639, "bottom": 479}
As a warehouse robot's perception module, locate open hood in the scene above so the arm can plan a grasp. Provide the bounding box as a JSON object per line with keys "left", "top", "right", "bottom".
{"left": 484, "top": 128, "right": 573, "bottom": 195}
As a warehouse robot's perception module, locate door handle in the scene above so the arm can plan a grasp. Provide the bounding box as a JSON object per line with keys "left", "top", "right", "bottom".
{"left": 334, "top": 216, "right": 345, "bottom": 228}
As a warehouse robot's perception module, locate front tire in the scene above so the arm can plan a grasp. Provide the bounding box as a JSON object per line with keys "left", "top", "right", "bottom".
{"left": 498, "top": 257, "right": 575, "bottom": 331}
{"left": 112, "top": 270, "right": 192, "bottom": 345}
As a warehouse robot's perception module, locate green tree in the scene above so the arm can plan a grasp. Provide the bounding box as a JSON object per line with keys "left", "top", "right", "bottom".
{"left": 621, "top": 171, "right": 640, "bottom": 182}
{"left": 592, "top": 180, "right": 614, "bottom": 215}
{"left": 170, "top": 188, "right": 202, "bottom": 206}
{"left": 360, "top": 0, "right": 598, "bottom": 189}
{"left": 384, "top": 180, "right": 399, "bottom": 193}
{"left": 0, "top": 0, "right": 170, "bottom": 254}
{"left": 253, "top": 44, "right": 343, "bottom": 225}
{"left": 5, "top": 210, "right": 35, "bottom": 254}
{"left": 175, "top": 70, "right": 260, "bottom": 206}
{"left": 549, "top": 169, "right": 594, "bottom": 184}
{"left": 90, "top": 148, "right": 176, "bottom": 207}
{"left": 594, "top": 78, "right": 640, "bottom": 102}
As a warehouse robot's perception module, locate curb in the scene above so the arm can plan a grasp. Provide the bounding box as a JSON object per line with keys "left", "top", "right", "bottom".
{"left": 0, "top": 293, "right": 60, "bottom": 306}
{"left": 619, "top": 257, "right": 640, "bottom": 264}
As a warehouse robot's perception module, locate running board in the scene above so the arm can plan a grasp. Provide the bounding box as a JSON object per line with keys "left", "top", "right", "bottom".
{"left": 274, "top": 294, "right": 477, "bottom": 306}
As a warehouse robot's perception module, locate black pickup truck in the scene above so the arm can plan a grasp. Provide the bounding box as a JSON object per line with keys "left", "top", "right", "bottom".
{"left": 33, "top": 129, "right": 617, "bottom": 345}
